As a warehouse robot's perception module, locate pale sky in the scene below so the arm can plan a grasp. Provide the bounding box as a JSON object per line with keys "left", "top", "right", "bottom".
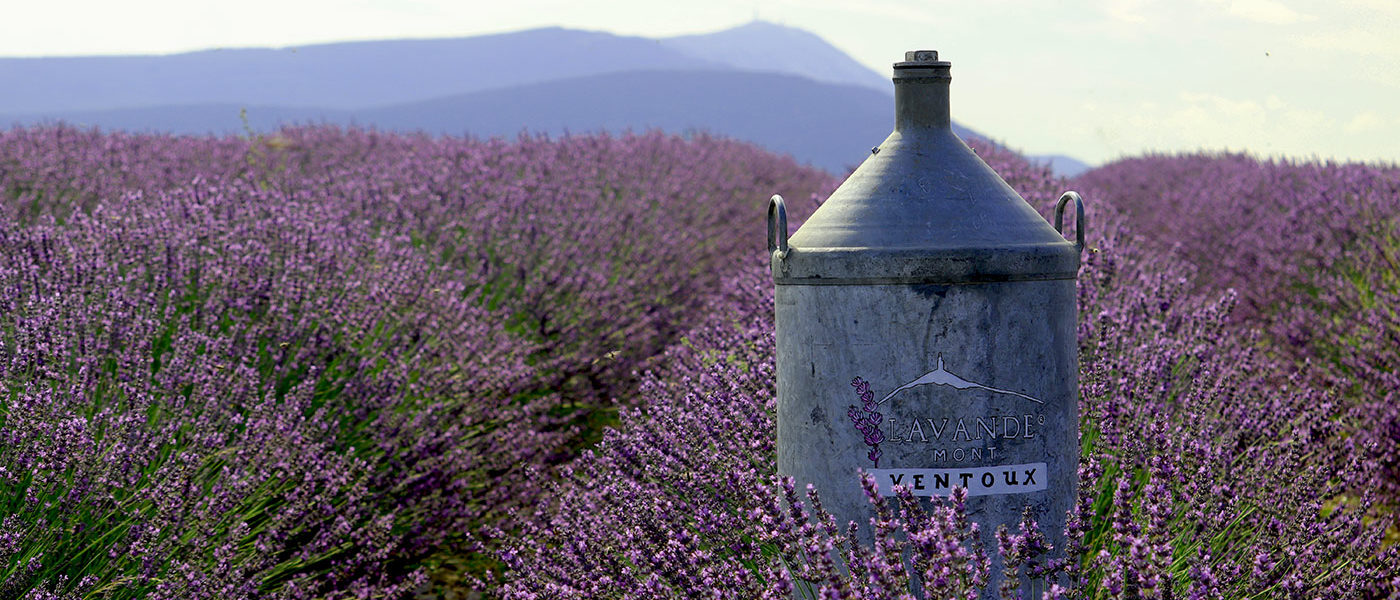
{"left": 4, "top": 0, "right": 1397, "bottom": 167}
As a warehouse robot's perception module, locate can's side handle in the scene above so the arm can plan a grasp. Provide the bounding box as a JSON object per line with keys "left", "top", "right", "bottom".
{"left": 767, "top": 194, "right": 789, "bottom": 260}
{"left": 1054, "top": 191, "right": 1086, "bottom": 253}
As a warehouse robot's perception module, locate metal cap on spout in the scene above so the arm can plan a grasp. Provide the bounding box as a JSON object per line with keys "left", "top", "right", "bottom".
{"left": 770, "top": 50, "right": 1079, "bottom": 285}
{"left": 893, "top": 50, "right": 952, "bottom": 131}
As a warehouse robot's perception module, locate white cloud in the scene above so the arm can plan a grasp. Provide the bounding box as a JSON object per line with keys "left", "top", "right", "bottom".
{"left": 1177, "top": 92, "right": 1267, "bottom": 123}
{"left": 1294, "top": 27, "right": 1400, "bottom": 89}
{"left": 1296, "top": 28, "right": 1398, "bottom": 57}
{"left": 1083, "top": 90, "right": 1345, "bottom": 160}
{"left": 1344, "top": 111, "right": 1387, "bottom": 134}
{"left": 1339, "top": 0, "right": 1400, "bottom": 17}
{"left": 1227, "top": 0, "right": 1311, "bottom": 25}
{"left": 1102, "top": 0, "right": 1149, "bottom": 24}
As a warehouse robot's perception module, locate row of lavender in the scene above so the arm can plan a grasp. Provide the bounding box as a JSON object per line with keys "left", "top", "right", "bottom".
{"left": 499, "top": 146, "right": 1399, "bottom": 598}
{"left": 1075, "top": 155, "right": 1400, "bottom": 498}
{"left": 0, "top": 125, "right": 833, "bottom": 598}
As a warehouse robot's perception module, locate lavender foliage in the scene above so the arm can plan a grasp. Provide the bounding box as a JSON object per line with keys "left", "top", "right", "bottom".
{"left": 0, "top": 124, "right": 833, "bottom": 597}
{"left": 1075, "top": 154, "right": 1400, "bottom": 498}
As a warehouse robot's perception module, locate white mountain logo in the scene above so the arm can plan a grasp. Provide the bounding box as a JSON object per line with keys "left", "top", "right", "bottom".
{"left": 879, "top": 354, "right": 1044, "bottom": 405}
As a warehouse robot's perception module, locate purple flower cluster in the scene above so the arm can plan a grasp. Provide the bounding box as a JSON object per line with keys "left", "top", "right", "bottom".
{"left": 0, "top": 124, "right": 833, "bottom": 597}
{"left": 848, "top": 377, "right": 884, "bottom": 468}
{"left": 500, "top": 141, "right": 1399, "bottom": 598}
{"left": 1075, "top": 153, "right": 1400, "bottom": 498}
{"left": 1072, "top": 153, "right": 1399, "bottom": 321}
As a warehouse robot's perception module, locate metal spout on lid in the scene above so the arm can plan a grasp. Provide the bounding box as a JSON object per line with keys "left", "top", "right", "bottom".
{"left": 772, "top": 49, "right": 1079, "bottom": 285}
{"left": 893, "top": 49, "right": 952, "bottom": 131}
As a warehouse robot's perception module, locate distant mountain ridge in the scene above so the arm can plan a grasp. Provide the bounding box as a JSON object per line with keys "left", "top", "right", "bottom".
{"left": 0, "top": 28, "right": 718, "bottom": 113}
{"left": 5, "top": 70, "right": 917, "bottom": 173}
{"left": 0, "top": 21, "right": 1090, "bottom": 175}
{"left": 659, "top": 21, "right": 891, "bottom": 97}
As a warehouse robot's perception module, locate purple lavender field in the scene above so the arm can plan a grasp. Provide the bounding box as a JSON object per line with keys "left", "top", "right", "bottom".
{"left": 1, "top": 125, "right": 1396, "bottom": 599}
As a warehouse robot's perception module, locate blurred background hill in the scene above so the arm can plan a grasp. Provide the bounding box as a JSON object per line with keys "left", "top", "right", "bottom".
{"left": 0, "top": 21, "right": 1088, "bottom": 176}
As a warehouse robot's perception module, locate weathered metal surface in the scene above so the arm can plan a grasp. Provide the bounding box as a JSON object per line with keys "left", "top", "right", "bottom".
{"left": 770, "top": 50, "right": 1084, "bottom": 597}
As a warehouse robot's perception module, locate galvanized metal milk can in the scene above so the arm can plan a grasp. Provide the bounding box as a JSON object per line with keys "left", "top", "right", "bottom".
{"left": 768, "top": 50, "right": 1086, "bottom": 594}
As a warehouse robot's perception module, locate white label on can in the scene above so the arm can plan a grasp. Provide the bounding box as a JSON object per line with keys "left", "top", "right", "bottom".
{"left": 868, "top": 462, "right": 1047, "bottom": 497}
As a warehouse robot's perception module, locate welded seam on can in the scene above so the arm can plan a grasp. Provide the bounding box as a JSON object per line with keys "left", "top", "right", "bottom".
{"left": 772, "top": 272, "right": 1079, "bottom": 285}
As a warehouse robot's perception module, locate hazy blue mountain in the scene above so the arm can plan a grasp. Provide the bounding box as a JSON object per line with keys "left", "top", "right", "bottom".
{"left": 0, "top": 28, "right": 718, "bottom": 113}
{"left": 4, "top": 70, "right": 907, "bottom": 173}
{"left": 660, "top": 21, "right": 892, "bottom": 97}
{"left": 0, "top": 22, "right": 1091, "bottom": 175}
{"left": 1034, "top": 155, "right": 1092, "bottom": 178}
{"left": 359, "top": 69, "right": 924, "bottom": 173}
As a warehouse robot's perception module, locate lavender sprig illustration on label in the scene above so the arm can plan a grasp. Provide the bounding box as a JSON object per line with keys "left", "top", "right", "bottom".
{"left": 848, "top": 376, "right": 885, "bottom": 467}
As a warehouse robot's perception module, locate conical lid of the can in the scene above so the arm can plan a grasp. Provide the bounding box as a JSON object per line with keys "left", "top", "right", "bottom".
{"left": 773, "top": 51, "right": 1079, "bottom": 285}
